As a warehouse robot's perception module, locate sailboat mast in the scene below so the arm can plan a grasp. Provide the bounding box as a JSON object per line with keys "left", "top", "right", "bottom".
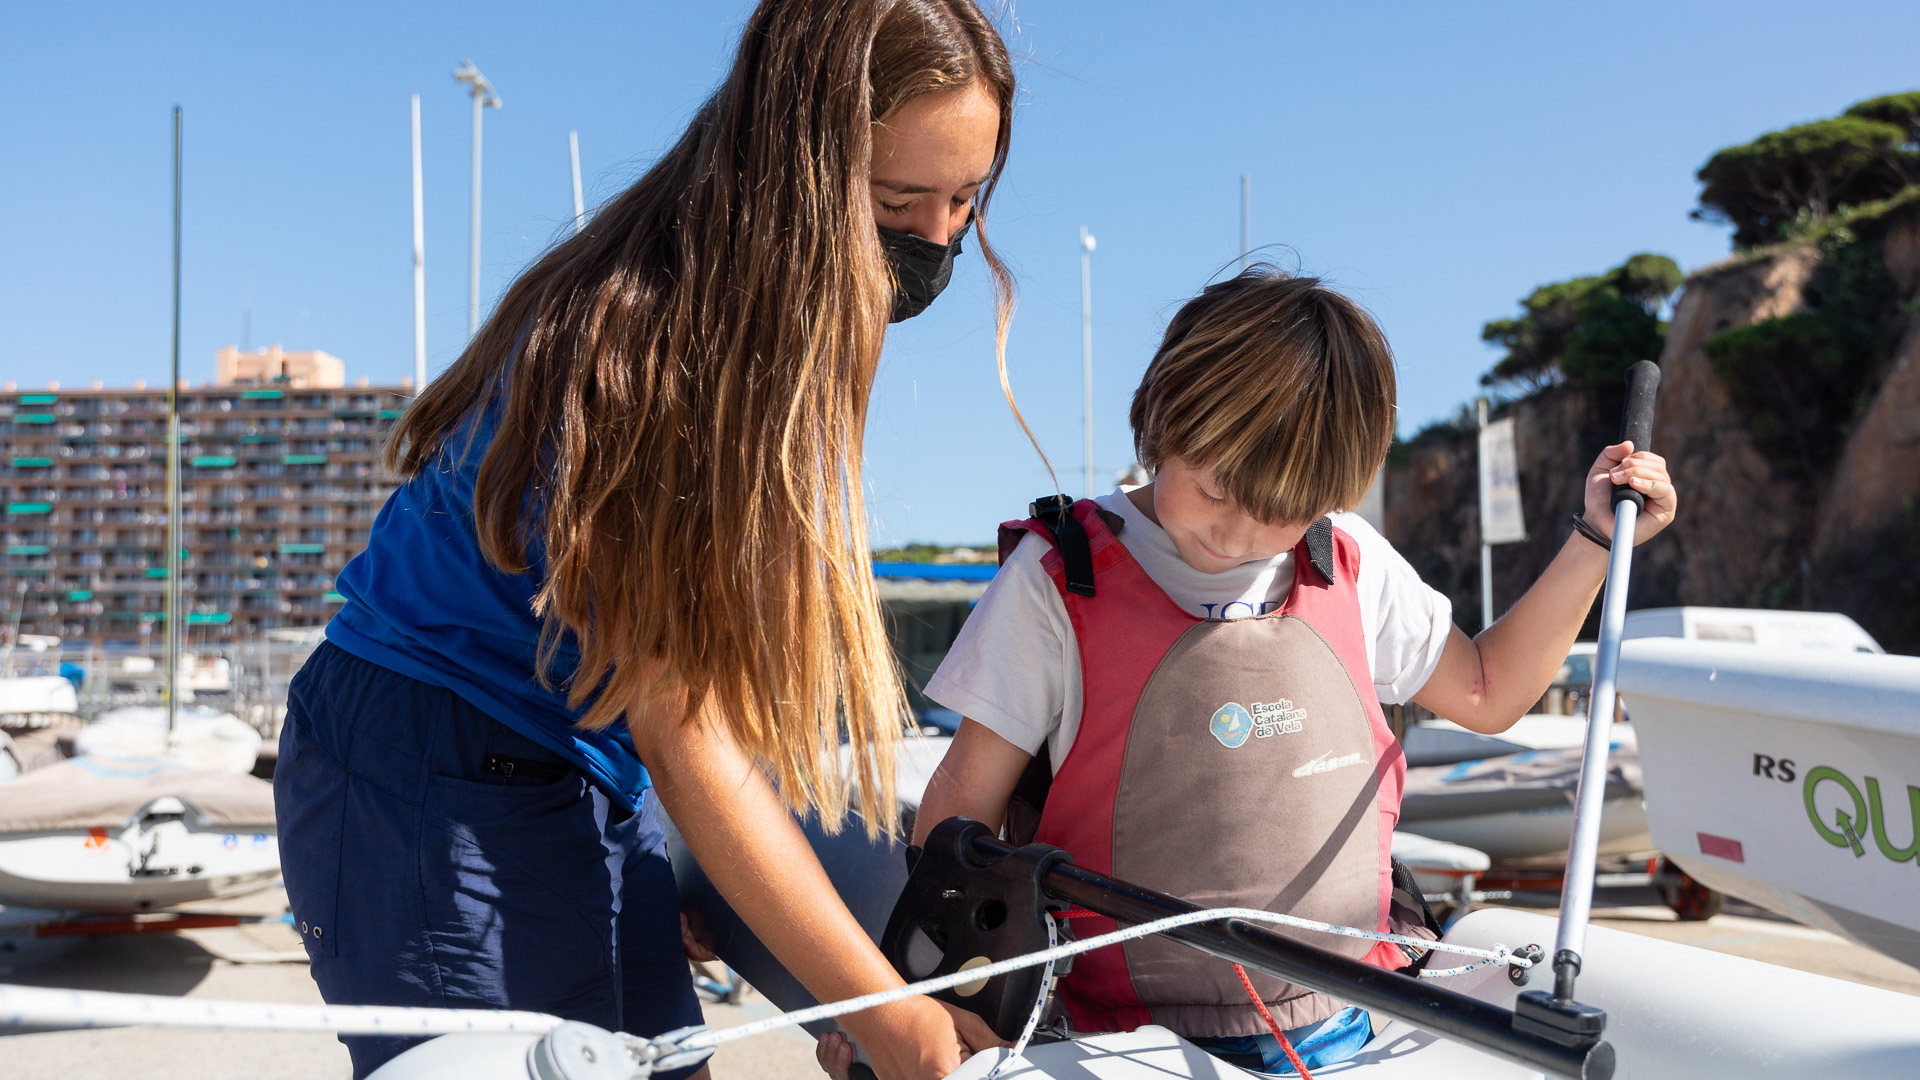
{"left": 412, "top": 94, "right": 427, "bottom": 391}
{"left": 165, "top": 106, "right": 183, "bottom": 736}
{"left": 569, "top": 130, "right": 584, "bottom": 233}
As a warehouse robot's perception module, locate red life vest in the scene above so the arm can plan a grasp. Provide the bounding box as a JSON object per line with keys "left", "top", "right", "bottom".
{"left": 999, "top": 498, "right": 1409, "bottom": 1038}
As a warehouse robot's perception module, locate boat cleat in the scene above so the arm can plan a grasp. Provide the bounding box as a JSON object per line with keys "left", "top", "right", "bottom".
{"left": 523, "top": 1021, "right": 715, "bottom": 1080}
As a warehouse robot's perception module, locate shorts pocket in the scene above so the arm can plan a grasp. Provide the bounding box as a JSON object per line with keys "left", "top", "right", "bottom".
{"left": 419, "top": 770, "right": 618, "bottom": 1018}
{"left": 273, "top": 713, "right": 346, "bottom": 958}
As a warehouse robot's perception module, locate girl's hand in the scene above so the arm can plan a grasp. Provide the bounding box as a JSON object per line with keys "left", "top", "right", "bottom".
{"left": 1582, "top": 441, "right": 1676, "bottom": 546}
{"left": 817, "top": 997, "right": 1004, "bottom": 1080}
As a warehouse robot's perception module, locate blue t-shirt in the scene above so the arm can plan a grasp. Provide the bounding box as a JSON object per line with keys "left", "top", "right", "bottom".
{"left": 326, "top": 399, "right": 649, "bottom": 809}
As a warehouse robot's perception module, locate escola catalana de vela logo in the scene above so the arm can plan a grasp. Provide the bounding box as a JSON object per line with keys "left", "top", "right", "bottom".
{"left": 1208, "top": 699, "right": 1308, "bottom": 749}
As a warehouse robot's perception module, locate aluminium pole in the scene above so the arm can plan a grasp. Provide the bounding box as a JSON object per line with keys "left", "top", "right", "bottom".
{"left": 455, "top": 62, "right": 501, "bottom": 340}
{"left": 166, "top": 106, "right": 183, "bottom": 738}
{"left": 1477, "top": 396, "right": 1493, "bottom": 632}
{"left": 412, "top": 95, "right": 426, "bottom": 390}
{"left": 1240, "top": 173, "right": 1251, "bottom": 271}
{"left": 569, "top": 131, "right": 585, "bottom": 233}
{"left": 1080, "top": 227, "right": 1096, "bottom": 499}
{"left": 468, "top": 89, "right": 482, "bottom": 339}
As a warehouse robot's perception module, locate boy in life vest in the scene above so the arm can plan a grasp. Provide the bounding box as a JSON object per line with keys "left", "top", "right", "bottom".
{"left": 912, "top": 266, "right": 1677, "bottom": 1074}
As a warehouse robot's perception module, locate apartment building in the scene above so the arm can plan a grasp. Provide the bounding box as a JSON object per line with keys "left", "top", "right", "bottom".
{"left": 0, "top": 347, "right": 411, "bottom": 645}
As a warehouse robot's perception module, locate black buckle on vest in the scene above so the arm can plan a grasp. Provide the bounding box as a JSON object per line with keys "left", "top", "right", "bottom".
{"left": 1031, "top": 494, "right": 1096, "bottom": 598}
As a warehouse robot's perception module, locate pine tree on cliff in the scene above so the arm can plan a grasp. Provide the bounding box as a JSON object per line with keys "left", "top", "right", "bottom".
{"left": 1479, "top": 254, "right": 1683, "bottom": 393}
{"left": 1844, "top": 92, "right": 1920, "bottom": 187}
{"left": 1693, "top": 92, "right": 1920, "bottom": 248}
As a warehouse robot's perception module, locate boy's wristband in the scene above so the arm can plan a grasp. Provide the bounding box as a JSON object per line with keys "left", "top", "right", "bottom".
{"left": 1569, "top": 513, "right": 1611, "bottom": 552}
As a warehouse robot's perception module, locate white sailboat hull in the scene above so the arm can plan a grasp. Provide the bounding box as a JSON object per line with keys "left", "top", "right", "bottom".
{"left": 0, "top": 756, "right": 281, "bottom": 914}
{"left": 368, "top": 907, "right": 1920, "bottom": 1080}
{"left": 0, "top": 820, "right": 280, "bottom": 913}
{"left": 1622, "top": 639, "right": 1920, "bottom": 969}
{"left": 1401, "top": 795, "right": 1649, "bottom": 865}
{"left": 943, "top": 913, "right": 1920, "bottom": 1077}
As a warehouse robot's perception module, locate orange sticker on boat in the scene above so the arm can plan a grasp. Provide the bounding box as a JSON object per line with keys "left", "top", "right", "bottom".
{"left": 84, "top": 828, "right": 110, "bottom": 850}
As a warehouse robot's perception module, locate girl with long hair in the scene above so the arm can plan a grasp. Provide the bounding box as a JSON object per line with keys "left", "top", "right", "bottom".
{"left": 272, "top": 3, "right": 1018, "bottom": 1077}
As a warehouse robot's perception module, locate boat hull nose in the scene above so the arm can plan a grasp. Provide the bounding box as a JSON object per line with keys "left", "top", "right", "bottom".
{"left": 1623, "top": 639, "right": 1920, "bottom": 968}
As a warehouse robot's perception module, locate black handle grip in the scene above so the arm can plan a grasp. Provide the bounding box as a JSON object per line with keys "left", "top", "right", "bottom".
{"left": 1612, "top": 360, "right": 1661, "bottom": 510}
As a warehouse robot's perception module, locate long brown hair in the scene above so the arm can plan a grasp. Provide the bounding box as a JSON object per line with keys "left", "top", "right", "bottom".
{"left": 387, "top": 0, "right": 1016, "bottom": 833}
{"left": 1130, "top": 267, "right": 1397, "bottom": 525}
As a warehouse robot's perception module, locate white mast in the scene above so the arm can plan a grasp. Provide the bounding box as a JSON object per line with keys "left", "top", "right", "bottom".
{"left": 166, "top": 106, "right": 183, "bottom": 737}
{"left": 1240, "top": 173, "right": 1251, "bottom": 270}
{"left": 1477, "top": 396, "right": 1493, "bottom": 631}
{"left": 1079, "top": 226, "right": 1097, "bottom": 499}
{"left": 411, "top": 94, "right": 427, "bottom": 390}
{"left": 569, "top": 130, "right": 585, "bottom": 233}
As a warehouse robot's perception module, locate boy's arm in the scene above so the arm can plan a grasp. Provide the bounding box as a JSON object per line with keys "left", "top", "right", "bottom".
{"left": 1411, "top": 440, "right": 1675, "bottom": 734}
{"left": 912, "top": 718, "right": 1034, "bottom": 846}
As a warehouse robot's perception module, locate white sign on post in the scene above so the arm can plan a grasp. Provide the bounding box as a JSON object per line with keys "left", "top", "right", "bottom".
{"left": 1478, "top": 417, "right": 1527, "bottom": 545}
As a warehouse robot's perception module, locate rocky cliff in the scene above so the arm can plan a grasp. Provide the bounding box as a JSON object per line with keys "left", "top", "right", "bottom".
{"left": 1384, "top": 201, "right": 1920, "bottom": 652}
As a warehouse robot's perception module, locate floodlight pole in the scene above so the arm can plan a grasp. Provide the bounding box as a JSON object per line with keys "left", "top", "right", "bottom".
{"left": 1080, "top": 227, "right": 1097, "bottom": 499}
{"left": 455, "top": 61, "right": 502, "bottom": 341}
{"left": 569, "top": 131, "right": 585, "bottom": 233}
{"left": 411, "top": 94, "right": 427, "bottom": 391}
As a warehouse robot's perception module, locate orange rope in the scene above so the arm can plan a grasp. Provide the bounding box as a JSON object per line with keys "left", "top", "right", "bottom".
{"left": 1232, "top": 963, "right": 1312, "bottom": 1080}
{"left": 1058, "top": 908, "right": 1314, "bottom": 1077}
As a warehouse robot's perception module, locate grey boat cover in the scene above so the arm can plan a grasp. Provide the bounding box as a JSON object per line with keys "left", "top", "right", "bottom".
{"left": 1400, "top": 744, "right": 1641, "bottom": 823}
{"left": 0, "top": 755, "right": 277, "bottom": 833}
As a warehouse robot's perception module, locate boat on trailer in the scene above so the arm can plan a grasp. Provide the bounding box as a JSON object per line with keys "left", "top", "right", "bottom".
{"left": 0, "top": 755, "right": 280, "bottom": 914}
{"left": 1621, "top": 638, "right": 1920, "bottom": 970}
{"left": 1398, "top": 743, "right": 1649, "bottom": 865}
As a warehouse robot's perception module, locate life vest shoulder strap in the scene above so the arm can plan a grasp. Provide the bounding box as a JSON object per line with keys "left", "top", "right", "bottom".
{"left": 1301, "top": 517, "right": 1337, "bottom": 585}
{"left": 997, "top": 494, "right": 1125, "bottom": 598}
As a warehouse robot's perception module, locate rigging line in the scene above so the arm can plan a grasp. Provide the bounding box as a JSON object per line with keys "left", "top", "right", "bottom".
{"left": 672, "top": 906, "right": 1525, "bottom": 1053}
{"left": 0, "top": 908, "right": 1523, "bottom": 1056}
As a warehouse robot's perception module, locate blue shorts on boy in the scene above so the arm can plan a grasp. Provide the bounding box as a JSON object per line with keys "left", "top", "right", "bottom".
{"left": 1190, "top": 1007, "right": 1374, "bottom": 1075}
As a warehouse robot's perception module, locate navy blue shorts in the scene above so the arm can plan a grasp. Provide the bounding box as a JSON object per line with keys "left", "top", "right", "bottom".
{"left": 274, "top": 642, "right": 702, "bottom": 1078}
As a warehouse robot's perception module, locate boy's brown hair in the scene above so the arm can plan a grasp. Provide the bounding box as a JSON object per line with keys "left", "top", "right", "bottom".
{"left": 1130, "top": 265, "right": 1397, "bottom": 525}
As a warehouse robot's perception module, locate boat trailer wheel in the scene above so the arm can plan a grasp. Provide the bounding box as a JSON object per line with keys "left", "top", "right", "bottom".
{"left": 1652, "top": 858, "right": 1724, "bottom": 921}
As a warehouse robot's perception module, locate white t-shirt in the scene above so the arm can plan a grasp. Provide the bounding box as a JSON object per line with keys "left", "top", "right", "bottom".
{"left": 924, "top": 489, "right": 1454, "bottom": 771}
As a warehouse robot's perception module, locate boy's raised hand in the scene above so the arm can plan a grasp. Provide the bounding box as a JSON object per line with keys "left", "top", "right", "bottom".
{"left": 1582, "top": 441, "right": 1677, "bottom": 545}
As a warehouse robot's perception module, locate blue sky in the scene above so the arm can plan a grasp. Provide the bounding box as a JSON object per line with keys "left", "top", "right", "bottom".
{"left": 4, "top": 2, "right": 1916, "bottom": 544}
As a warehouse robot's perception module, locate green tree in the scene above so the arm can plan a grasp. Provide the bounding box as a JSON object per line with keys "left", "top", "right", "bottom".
{"left": 1844, "top": 91, "right": 1920, "bottom": 145}
{"left": 1693, "top": 116, "right": 1908, "bottom": 247}
{"left": 1843, "top": 91, "right": 1920, "bottom": 186}
{"left": 1481, "top": 254, "right": 1682, "bottom": 391}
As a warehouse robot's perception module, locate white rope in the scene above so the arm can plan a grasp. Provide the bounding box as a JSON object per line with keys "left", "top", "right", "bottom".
{"left": 984, "top": 911, "right": 1060, "bottom": 1080}
{"left": 671, "top": 905, "right": 1525, "bottom": 1054}
{"left": 0, "top": 907, "right": 1525, "bottom": 1068}
{"left": 0, "top": 983, "right": 562, "bottom": 1037}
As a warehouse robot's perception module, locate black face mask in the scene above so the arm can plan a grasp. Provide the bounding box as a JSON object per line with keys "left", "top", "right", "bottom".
{"left": 879, "top": 218, "right": 971, "bottom": 322}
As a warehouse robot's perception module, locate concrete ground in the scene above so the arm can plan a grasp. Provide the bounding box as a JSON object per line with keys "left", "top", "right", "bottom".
{"left": 2, "top": 886, "right": 1913, "bottom": 1080}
